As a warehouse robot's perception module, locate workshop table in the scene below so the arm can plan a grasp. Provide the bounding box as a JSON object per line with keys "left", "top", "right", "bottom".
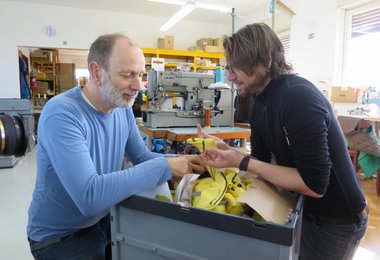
{"left": 338, "top": 115, "right": 380, "bottom": 196}
{"left": 138, "top": 125, "right": 251, "bottom": 151}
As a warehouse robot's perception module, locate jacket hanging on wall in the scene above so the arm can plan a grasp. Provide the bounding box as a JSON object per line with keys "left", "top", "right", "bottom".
{"left": 19, "top": 51, "right": 31, "bottom": 99}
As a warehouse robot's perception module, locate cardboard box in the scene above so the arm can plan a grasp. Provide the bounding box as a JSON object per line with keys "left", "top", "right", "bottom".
{"left": 204, "top": 45, "right": 219, "bottom": 53}
{"left": 331, "top": 87, "right": 358, "bottom": 102}
{"left": 196, "top": 37, "right": 214, "bottom": 48}
{"left": 57, "top": 63, "right": 76, "bottom": 89}
{"left": 214, "top": 37, "right": 224, "bottom": 52}
{"left": 30, "top": 50, "right": 49, "bottom": 60}
{"left": 158, "top": 35, "right": 174, "bottom": 49}
{"left": 58, "top": 75, "right": 76, "bottom": 89}
{"left": 35, "top": 81, "right": 49, "bottom": 95}
{"left": 57, "top": 63, "right": 75, "bottom": 75}
{"left": 30, "top": 49, "right": 58, "bottom": 62}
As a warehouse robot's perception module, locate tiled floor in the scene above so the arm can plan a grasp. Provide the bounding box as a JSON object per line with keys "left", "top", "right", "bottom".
{"left": 0, "top": 147, "right": 379, "bottom": 259}
{"left": 0, "top": 148, "right": 36, "bottom": 259}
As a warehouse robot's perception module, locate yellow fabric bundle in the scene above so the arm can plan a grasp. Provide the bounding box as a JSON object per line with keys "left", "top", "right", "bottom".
{"left": 186, "top": 137, "right": 253, "bottom": 216}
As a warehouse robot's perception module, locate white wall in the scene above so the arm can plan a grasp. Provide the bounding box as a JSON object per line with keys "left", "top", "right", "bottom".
{"left": 234, "top": 0, "right": 340, "bottom": 89}
{"left": 1, "top": 0, "right": 369, "bottom": 100}
{"left": 289, "top": 0, "right": 338, "bottom": 88}
{"left": 0, "top": 1, "right": 229, "bottom": 98}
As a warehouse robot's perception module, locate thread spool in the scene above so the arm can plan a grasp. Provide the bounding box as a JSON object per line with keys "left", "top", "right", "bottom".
{"left": 204, "top": 107, "right": 211, "bottom": 128}
{"left": 215, "top": 65, "right": 223, "bottom": 83}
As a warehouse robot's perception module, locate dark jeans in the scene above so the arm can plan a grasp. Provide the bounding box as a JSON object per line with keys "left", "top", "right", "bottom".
{"left": 300, "top": 211, "right": 368, "bottom": 260}
{"left": 28, "top": 215, "right": 111, "bottom": 260}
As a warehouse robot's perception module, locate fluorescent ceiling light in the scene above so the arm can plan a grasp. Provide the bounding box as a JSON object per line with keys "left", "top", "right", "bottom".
{"left": 148, "top": 0, "right": 232, "bottom": 13}
{"left": 148, "top": 0, "right": 232, "bottom": 31}
{"left": 195, "top": 3, "right": 231, "bottom": 13}
{"left": 160, "top": 3, "right": 196, "bottom": 31}
{"left": 148, "top": 0, "right": 186, "bottom": 5}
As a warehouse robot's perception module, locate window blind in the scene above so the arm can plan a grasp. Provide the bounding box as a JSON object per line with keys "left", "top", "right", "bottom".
{"left": 280, "top": 34, "right": 291, "bottom": 62}
{"left": 351, "top": 7, "right": 380, "bottom": 37}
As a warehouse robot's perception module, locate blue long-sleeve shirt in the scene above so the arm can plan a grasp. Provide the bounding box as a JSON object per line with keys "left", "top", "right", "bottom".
{"left": 27, "top": 86, "right": 172, "bottom": 241}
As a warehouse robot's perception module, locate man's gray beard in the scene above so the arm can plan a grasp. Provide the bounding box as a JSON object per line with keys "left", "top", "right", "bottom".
{"left": 100, "top": 72, "right": 135, "bottom": 109}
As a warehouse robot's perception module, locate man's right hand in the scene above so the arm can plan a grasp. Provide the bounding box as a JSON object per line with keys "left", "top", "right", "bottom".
{"left": 196, "top": 124, "right": 229, "bottom": 150}
{"left": 166, "top": 157, "right": 191, "bottom": 180}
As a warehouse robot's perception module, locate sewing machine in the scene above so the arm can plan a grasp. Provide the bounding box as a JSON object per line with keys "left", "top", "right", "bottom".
{"left": 142, "top": 70, "right": 234, "bottom": 128}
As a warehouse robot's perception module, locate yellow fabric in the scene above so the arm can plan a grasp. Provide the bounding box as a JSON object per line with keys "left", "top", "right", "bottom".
{"left": 186, "top": 138, "right": 216, "bottom": 153}
{"left": 187, "top": 137, "right": 253, "bottom": 216}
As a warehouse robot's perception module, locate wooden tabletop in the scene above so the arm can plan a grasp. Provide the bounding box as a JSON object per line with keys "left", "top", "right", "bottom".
{"left": 138, "top": 125, "right": 251, "bottom": 142}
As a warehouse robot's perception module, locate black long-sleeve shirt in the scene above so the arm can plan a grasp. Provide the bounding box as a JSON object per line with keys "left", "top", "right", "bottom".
{"left": 250, "top": 74, "right": 366, "bottom": 218}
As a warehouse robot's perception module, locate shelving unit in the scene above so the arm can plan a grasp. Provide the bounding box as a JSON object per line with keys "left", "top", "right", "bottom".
{"left": 30, "top": 59, "right": 57, "bottom": 113}
{"left": 142, "top": 48, "right": 225, "bottom": 72}
{"left": 31, "top": 60, "right": 56, "bottom": 95}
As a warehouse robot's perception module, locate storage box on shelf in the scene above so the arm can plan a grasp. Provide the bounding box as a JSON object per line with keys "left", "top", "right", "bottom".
{"left": 196, "top": 37, "right": 224, "bottom": 53}
{"left": 30, "top": 49, "right": 59, "bottom": 62}
{"left": 157, "top": 35, "right": 174, "bottom": 49}
{"left": 142, "top": 48, "right": 225, "bottom": 72}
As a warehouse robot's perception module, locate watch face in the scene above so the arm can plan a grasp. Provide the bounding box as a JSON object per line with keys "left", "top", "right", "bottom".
{"left": 45, "top": 26, "right": 56, "bottom": 37}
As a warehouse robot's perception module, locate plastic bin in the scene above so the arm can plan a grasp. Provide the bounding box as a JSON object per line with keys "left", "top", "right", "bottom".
{"left": 111, "top": 195, "right": 303, "bottom": 260}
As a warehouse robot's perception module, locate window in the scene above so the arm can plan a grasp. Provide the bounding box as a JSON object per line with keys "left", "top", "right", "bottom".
{"left": 342, "top": 1, "right": 380, "bottom": 87}
{"left": 279, "top": 34, "right": 291, "bottom": 63}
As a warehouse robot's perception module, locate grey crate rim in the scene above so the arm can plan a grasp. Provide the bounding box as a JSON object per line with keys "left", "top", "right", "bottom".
{"left": 114, "top": 194, "right": 304, "bottom": 247}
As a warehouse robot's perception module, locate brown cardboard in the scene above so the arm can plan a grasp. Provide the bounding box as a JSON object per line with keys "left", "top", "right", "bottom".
{"left": 58, "top": 75, "right": 76, "bottom": 89}
{"left": 203, "top": 46, "right": 219, "bottom": 53}
{"left": 57, "top": 63, "right": 76, "bottom": 89}
{"left": 158, "top": 35, "right": 174, "bottom": 49}
{"left": 213, "top": 37, "right": 224, "bottom": 52}
{"left": 31, "top": 50, "right": 49, "bottom": 60}
{"left": 196, "top": 37, "right": 214, "bottom": 48}
{"left": 35, "top": 81, "right": 49, "bottom": 95}
{"left": 57, "top": 63, "right": 75, "bottom": 75}
{"left": 238, "top": 177, "right": 297, "bottom": 224}
{"left": 330, "top": 87, "right": 357, "bottom": 102}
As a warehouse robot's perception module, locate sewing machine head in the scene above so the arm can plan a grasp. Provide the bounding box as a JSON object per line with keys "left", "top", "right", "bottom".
{"left": 143, "top": 70, "right": 234, "bottom": 128}
{"left": 147, "top": 70, "right": 217, "bottom": 111}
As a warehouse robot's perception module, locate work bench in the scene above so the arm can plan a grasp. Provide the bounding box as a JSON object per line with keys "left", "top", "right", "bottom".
{"left": 138, "top": 124, "right": 251, "bottom": 151}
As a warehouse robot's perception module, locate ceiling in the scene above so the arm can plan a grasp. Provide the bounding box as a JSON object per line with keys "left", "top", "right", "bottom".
{"left": 6, "top": 0, "right": 271, "bottom": 24}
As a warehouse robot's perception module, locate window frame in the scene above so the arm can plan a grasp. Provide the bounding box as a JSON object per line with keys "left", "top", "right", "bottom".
{"left": 341, "top": 0, "right": 380, "bottom": 86}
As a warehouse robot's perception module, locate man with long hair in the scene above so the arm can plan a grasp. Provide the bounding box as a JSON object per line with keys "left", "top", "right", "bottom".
{"left": 200, "top": 23, "right": 368, "bottom": 260}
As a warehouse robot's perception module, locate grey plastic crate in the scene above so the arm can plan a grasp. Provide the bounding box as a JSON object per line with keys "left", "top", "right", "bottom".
{"left": 111, "top": 195, "right": 303, "bottom": 260}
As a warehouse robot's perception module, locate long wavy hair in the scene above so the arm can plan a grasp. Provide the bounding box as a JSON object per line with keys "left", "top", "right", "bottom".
{"left": 223, "top": 23, "right": 293, "bottom": 80}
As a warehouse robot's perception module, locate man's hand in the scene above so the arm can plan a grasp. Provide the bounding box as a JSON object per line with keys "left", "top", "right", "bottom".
{"left": 182, "top": 154, "right": 207, "bottom": 174}
{"left": 202, "top": 147, "right": 244, "bottom": 169}
{"left": 196, "top": 124, "right": 229, "bottom": 150}
{"left": 166, "top": 157, "right": 191, "bottom": 180}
